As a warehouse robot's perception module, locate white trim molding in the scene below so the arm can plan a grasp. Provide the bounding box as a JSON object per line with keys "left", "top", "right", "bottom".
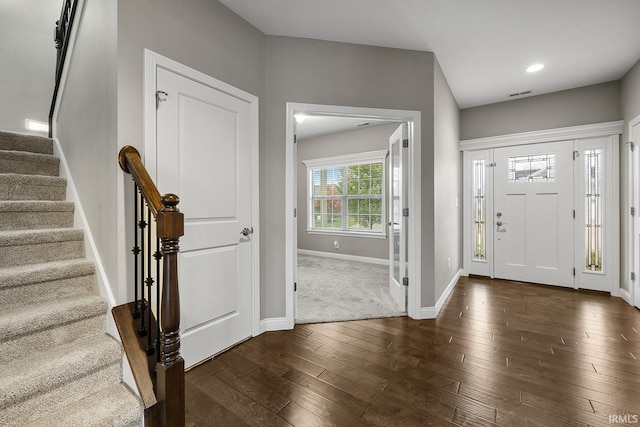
{"left": 297, "top": 249, "right": 389, "bottom": 266}
{"left": 143, "top": 49, "right": 261, "bottom": 336}
{"left": 460, "top": 121, "right": 624, "bottom": 151}
{"left": 417, "top": 269, "right": 462, "bottom": 319}
{"left": 302, "top": 150, "right": 388, "bottom": 168}
{"left": 620, "top": 288, "right": 632, "bottom": 306}
{"left": 258, "top": 317, "right": 292, "bottom": 334}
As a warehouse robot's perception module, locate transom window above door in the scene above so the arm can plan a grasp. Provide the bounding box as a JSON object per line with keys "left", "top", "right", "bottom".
{"left": 303, "top": 150, "right": 387, "bottom": 238}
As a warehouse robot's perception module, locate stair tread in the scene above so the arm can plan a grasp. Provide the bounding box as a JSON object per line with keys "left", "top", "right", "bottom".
{"left": 0, "top": 149, "right": 59, "bottom": 163}
{"left": 0, "top": 200, "right": 74, "bottom": 212}
{"left": 0, "top": 131, "right": 53, "bottom": 155}
{"left": 0, "top": 227, "right": 84, "bottom": 245}
{"left": 25, "top": 383, "right": 142, "bottom": 427}
{"left": 0, "top": 334, "right": 121, "bottom": 409}
{"left": 0, "top": 173, "right": 66, "bottom": 185}
{"left": 0, "top": 259, "right": 94, "bottom": 288}
{"left": 0, "top": 294, "right": 106, "bottom": 342}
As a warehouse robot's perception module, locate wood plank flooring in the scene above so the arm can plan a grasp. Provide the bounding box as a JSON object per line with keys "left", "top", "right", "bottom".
{"left": 185, "top": 276, "right": 640, "bottom": 426}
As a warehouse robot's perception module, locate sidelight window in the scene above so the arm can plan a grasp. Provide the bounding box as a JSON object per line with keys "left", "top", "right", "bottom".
{"left": 584, "top": 149, "right": 603, "bottom": 272}
{"left": 472, "top": 159, "right": 486, "bottom": 260}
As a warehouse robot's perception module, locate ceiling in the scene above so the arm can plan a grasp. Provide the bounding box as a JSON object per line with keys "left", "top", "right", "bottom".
{"left": 219, "top": 0, "right": 640, "bottom": 109}
{"left": 296, "top": 116, "right": 396, "bottom": 140}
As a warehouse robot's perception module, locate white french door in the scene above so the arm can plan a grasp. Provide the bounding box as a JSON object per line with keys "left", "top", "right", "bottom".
{"left": 388, "top": 124, "right": 408, "bottom": 310}
{"left": 493, "top": 142, "right": 574, "bottom": 287}
{"left": 155, "top": 66, "right": 256, "bottom": 368}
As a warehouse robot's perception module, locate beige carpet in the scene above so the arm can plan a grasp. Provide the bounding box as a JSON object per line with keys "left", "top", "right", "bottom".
{"left": 296, "top": 254, "right": 406, "bottom": 324}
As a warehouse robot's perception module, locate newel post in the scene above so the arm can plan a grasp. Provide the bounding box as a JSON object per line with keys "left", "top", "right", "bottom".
{"left": 155, "top": 194, "right": 185, "bottom": 427}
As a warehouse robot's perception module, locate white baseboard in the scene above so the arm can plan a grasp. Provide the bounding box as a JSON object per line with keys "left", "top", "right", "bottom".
{"left": 620, "top": 288, "right": 633, "bottom": 305}
{"left": 416, "top": 269, "right": 462, "bottom": 319}
{"left": 297, "top": 249, "right": 389, "bottom": 266}
{"left": 258, "top": 317, "right": 293, "bottom": 334}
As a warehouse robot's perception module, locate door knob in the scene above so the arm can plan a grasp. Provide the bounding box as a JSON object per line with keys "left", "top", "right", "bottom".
{"left": 496, "top": 221, "right": 503, "bottom": 227}
{"left": 241, "top": 227, "right": 253, "bottom": 236}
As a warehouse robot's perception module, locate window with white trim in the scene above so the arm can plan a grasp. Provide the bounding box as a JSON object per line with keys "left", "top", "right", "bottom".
{"left": 303, "top": 151, "right": 387, "bottom": 237}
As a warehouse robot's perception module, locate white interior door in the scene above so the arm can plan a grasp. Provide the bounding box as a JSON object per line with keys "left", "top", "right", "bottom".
{"left": 156, "top": 67, "right": 254, "bottom": 368}
{"left": 493, "top": 142, "right": 574, "bottom": 287}
{"left": 388, "top": 124, "right": 408, "bottom": 310}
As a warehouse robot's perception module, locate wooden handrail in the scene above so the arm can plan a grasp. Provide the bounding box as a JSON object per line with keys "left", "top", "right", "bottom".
{"left": 117, "top": 145, "right": 185, "bottom": 427}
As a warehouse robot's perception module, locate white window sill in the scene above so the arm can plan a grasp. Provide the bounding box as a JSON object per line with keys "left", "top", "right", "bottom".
{"left": 306, "top": 229, "right": 387, "bottom": 239}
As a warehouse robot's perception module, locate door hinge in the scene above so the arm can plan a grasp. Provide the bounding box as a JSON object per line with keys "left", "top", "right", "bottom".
{"left": 486, "top": 162, "right": 496, "bottom": 168}
{"left": 402, "top": 208, "right": 409, "bottom": 217}
{"left": 294, "top": 282, "right": 297, "bottom": 291}
{"left": 155, "top": 90, "right": 168, "bottom": 109}
{"left": 573, "top": 268, "right": 576, "bottom": 276}
{"left": 573, "top": 209, "right": 575, "bottom": 219}
{"left": 294, "top": 208, "right": 297, "bottom": 218}
{"left": 402, "top": 138, "right": 409, "bottom": 148}
{"left": 631, "top": 272, "right": 636, "bottom": 281}
{"left": 629, "top": 141, "right": 635, "bottom": 152}
{"left": 573, "top": 151, "right": 579, "bottom": 160}
{"left": 294, "top": 134, "right": 297, "bottom": 144}
{"left": 402, "top": 277, "right": 409, "bottom": 286}
{"left": 631, "top": 207, "right": 635, "bottom": 217}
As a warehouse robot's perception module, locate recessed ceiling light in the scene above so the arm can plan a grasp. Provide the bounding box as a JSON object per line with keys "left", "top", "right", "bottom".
{"left": 526, "top": 63, "right": 544, "bottom": 73}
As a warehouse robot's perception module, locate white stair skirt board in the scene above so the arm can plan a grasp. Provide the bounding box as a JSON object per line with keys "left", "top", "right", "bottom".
{"left": 297, "top": 249, "right": 389, "bottom": 266}
{"left": 418, "top": 269, "right": 462, "bottom": 319}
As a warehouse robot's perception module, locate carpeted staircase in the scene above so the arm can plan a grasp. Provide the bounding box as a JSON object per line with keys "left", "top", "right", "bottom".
{"left": 0, "top": 131, "right": 142, "bottom": 426}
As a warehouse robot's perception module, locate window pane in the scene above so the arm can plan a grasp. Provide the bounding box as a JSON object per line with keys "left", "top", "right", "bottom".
{"left": 508, "top": 154, "right": 555, "bottom": 183}
{"left": 371, "top": 163, "right": 383, "bottom": 178}
{"left": 370, "top": 198, "right": 382, "bottom": 215}
{"left": 371, "top": 178, "right": 382, "bottom": 195}
{"left": 472, "top": 159, "right": 486, "bottom": 261}
{"left": 584, "top": 149, "right": 603, "bottom": 272}
{"left": 313, "top": 167, "right": 343, "bottom": 196}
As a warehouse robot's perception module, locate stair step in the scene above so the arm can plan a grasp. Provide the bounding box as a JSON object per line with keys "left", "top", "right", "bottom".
{"left": 0, "top": 173, "right": 66, "bottom": 201}
{"left": 0, "top": 294, "right": 107, "bottom": 343}
{"left": 0, "top": 201, "right": 74, "bottom": 230}
{"left": 0, "top": 150, "right": 59, "bottom": 176}
{"left": 0, "top": 259, "right": 95, "bottom": 307}
{"left": 0, "top": 228, "right": 84, "bottom": 268}
{"left": 25, "top": 383, "right": 142, "bottom": 427}
{"left": 0, "top": 131, "right": 53, "bottom": 155}
{"left": 0, "top": 334, "right": 122, "bottom": 427}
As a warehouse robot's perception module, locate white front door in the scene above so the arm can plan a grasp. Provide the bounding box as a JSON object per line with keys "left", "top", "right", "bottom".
{"left": 388, "top": 124, "right": 408, "bottom": 310}
{"left": 493, "top": 142, "right": 574, "bottom": 287}
{"left": 156, "top": 67, "right": 255, "bottom": 368}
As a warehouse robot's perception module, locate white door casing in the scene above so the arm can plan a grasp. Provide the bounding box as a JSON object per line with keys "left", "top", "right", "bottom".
{"left": 493, "top": 141, "right": 574, "bottom": 287}
{"left": 146, "top": 51, "right": 259, "bottom": 369}
{"left": 631, "top": 116, "right": 640, "bottom": 308}
{"left": 388, "top": 124, "right": 408, "bottom": 310}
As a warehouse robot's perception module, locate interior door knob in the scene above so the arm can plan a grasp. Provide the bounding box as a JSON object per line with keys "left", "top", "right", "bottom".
{"left": 241, "top": 227, "right": 253, "bottom": 236}
{"left": 496, "top": 221, "right": 503, "bottom": 227}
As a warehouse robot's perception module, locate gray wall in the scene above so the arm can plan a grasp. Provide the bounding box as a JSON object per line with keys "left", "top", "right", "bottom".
{"left": 433, "top": 59, "right": 461, "bottom": 303}
{"left": 620, "top": 58, "right": 640, "bottom": 293}
{"left": 265, "top": 36, "right": 437, "bottom": 314}
{"left": 460, "top": 81, "right": 622, "bottom": 140}
{"left": 116, "top": 0, "right": 266, "bottom": 304}
{"left": 0, "top": 0, "right": 59, "bottom": 133}
{"left": 297, "top": 123, "right": 398, "bottom": 260}
{"left": 55, "top": 0, "right": 118, "bottom": 295}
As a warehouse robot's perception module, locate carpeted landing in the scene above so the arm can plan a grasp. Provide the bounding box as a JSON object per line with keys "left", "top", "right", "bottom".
{"left": 0, "top": 130, "right": 141, "bottom": 426}
{"left": 296, "top": 253, "right": 406, "bottom": 324}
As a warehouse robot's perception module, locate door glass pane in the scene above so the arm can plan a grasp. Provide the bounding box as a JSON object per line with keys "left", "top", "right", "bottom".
{"left": 473, "top": 159, "right": 486, "bottom": 261}
{"left": 508, "top": 154, "right": 556, "bottom": 182}
{"left": 584, "top": 149, "right": 603, "bottom": 272}
{"left": 392, "top": 141, "right": 401, "bottom": 283}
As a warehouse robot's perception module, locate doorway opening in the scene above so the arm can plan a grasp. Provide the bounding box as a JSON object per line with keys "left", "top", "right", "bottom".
{"left": 285, "top": 104, "right": 422, "bottom": 327}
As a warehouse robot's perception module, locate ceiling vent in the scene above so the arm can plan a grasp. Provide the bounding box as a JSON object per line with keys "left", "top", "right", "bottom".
{"left": 508, "top": 90, "right": 532, "bottom": 98}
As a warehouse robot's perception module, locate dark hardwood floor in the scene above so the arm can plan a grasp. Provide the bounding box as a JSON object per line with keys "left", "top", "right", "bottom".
{"left": 185, "top": 276, "right": 640, "bottom": 426}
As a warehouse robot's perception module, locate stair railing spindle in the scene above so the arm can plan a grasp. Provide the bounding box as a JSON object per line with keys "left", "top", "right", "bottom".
{"left": 138, "top": 192, "right": 147, "bottom": 337}
{"left": 154, "top": 236, "right": 162, "bottom": 363}
{"left": 145, "top": 207, "right": 155, "bottom": 355}
{"left": 132, "top": 183, "right": 141, "bottom": 319}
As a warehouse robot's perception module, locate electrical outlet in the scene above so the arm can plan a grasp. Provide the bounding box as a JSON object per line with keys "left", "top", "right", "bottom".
{"left": 447, "top": 257, "right": 451, "bottom": 269}
{"left": 334, "top": 240, "right": 339, "bottom": 250}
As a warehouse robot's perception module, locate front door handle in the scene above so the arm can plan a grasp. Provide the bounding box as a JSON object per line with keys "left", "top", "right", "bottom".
{"left": 241, "top": 227, "right": 253, "bottom": 236}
